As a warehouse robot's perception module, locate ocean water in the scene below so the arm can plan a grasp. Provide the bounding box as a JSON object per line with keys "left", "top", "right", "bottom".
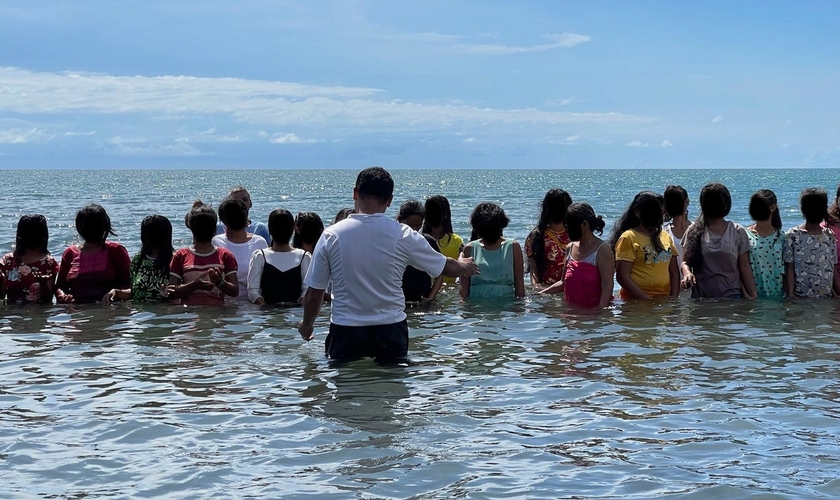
{"left": 2, "top": 169, "right": 840, "bottom": 499}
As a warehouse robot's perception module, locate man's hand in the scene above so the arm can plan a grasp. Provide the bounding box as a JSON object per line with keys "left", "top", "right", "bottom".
{"left": 459, "top": 256, "right": 480, "bottom": 276}
{"left": 298, "top": 321, "right": 314, "bottom": 341}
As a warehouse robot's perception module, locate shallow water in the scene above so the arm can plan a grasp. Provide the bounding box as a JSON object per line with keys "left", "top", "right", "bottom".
{"left": 3, "top": 169, "right": 840, "bottom": 498}
{"left": 3, "top": 293, "right": 840, "bottom": 498}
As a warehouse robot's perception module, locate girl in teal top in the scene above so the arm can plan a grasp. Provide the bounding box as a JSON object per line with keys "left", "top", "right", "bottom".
{"left": 746, "top": 189, "right": 785, "bottom": 298}
{"left": 460, "top": 202, "right": 525, "bottom": 299}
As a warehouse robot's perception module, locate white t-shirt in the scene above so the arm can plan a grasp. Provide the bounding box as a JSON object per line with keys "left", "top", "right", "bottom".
{"left": 247, "top": 248, "right": 312, "bottom": 303}
{"left": 305, "top": 213, "right": 447, "bottom": 326}
{"left": 211, "top": 234, "right": 269, "bottom": 300}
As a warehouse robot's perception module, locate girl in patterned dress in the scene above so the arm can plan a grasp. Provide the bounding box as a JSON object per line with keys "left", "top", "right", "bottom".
{"left": 784, "top": 188, "right": 839, "bottom": 298}
{"left": 106, "top": 215, "right": 174, "bottom": 303}
{"left": 525, "top": 189, "right": 573, "bottom": 287}
{"left": 0, "top": 215, "right": 59, "bottom": 304}
{"left": 746, "top": 190, "right": 785, "bottom": 298}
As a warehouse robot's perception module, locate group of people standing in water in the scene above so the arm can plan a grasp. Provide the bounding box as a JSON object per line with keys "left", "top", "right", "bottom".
{"left": 2, "top": 173, "right": 840, "bottom": 310}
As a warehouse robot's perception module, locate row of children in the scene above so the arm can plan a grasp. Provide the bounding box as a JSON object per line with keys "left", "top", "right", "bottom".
{"left": 3, "top": 183, "right": 839, "bottom": 308}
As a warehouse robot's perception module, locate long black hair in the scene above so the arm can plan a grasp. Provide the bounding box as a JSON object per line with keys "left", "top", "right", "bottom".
{"left": 293, "top": 212, "right": 324, "bottom": 249}
{"left": 749, "top": 189, "right": 783, "bottom": 243}
{"left": 76, "top": 204, "right": 117, "bottom": 244}
{"left": 609, "top": 191, "right": 666, "bottom": 253}
{"left": 663, "top": 185, "right": 688, "bottom": 222}
{"left": 421, "top": 195, "right": 455, "bottom": 243}
{"left": 137, "top": 215, "right": 173, "bottom": 274}
{"left": 15, "top": 214, "right": 49, "bottom": 256}
{"left": 527, "top": 189, "right": 573, "bottom": 281}
{"left": 683, "top": 183, "right": 731, "bottom": 270}
{"left": 565, "top": 203, "right": 606, "bottom": 241}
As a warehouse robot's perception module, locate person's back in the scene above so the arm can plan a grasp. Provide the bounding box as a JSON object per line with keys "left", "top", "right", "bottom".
{"left": 317, "top": 213, "right": 441, "bottom": 325}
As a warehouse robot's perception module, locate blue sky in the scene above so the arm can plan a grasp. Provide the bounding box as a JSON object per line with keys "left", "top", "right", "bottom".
{"left": 0, "top": 0, "right": 838, "bottom": 169}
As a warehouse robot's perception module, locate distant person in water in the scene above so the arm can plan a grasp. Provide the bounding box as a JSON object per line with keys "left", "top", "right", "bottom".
{"left": 293, "top": 211, "right": 324, "bottom": 254}
{"left": 460, "top": 202, "right": 525, "bottom": 299}
{"left": 541, "top": 203, "right": 614, "bottom": 308}
{"left": 682, "top": 183, "right": 757, "bottom": 299}
{"left": 215, "top": 186, "right": 270, "bottom": 242}
{"left": 333, "top": 208, "right": 355, "bottom": 225}
{"left": 397, "top": 199, "right": 444, "bottom": 304}
{"left": 422, "top": 195, "right": 463, "bottom": 285}
{"left": 663, "top": 185, "right": 690, "bottom": 288}
{"left": 611, "top": 192, "right": 679, "bottom": 300}
{"left": 298, "top": 166, "right": 479, "bottom": 363}
{"left": 248, "top": 208, "right": 311, "bottom": 305}
{"left": 0, "top": 215, "right": 59, "bottom": 304}
{"left": 169, "top": 203, "right": 238, "bottom": 306}
{"left": 212, "top": 197, "right": 268, "bottom": 300}
{"left": 55, "top": 204, "right": 131, "bottom": 304}
{"left": 784, "top": 188, "right": 838, "bottom": 298}
{"left": 746, "top": 190, "right": 785, "bottom": 298}
{"left": 525, "top": 189, "right": 573, "bottom": 287}
{"left": 106, "top": 215, "right": 174, "bottom": 303}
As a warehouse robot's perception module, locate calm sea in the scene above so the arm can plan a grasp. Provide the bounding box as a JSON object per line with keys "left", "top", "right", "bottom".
{"left": 2, "top": 169, "right": 840, "bottom": 499}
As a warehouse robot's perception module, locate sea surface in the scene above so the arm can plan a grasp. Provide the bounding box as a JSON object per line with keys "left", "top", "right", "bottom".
{"left": 2, "top": 169, "right": 840, "bottom": 499}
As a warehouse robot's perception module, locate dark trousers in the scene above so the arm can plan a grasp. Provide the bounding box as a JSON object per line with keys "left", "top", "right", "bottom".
{"left": 326, "top": 320, "right": 409, "bottom": 362}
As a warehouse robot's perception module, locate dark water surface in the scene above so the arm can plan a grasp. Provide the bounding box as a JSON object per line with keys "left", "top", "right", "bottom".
{"left": 2, "top": 169, "right": 840, "bottom": 498}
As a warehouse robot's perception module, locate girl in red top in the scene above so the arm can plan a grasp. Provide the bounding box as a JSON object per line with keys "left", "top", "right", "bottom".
{"left": 56, "top": 204, "right": 131, "bottom": 304}
{"left": 525, "top": 189, "right": 573, "bottom": 286}
{"left": 0, "top": 215, "right": 59, "bottom": 304}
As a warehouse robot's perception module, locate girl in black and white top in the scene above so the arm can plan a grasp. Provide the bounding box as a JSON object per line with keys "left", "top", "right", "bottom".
{"left": 248, "top": 208, "right": 311, "bottom": 305}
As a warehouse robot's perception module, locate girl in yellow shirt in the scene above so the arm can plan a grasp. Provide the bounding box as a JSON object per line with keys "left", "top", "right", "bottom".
{"left": 422, "top": 195, "right": 464, "bottom": 285}
{"left": 610, "top": 191, "right": 680, "bottom": 300}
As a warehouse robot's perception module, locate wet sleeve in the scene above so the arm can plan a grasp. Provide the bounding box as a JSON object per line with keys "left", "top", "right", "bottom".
{"left": 614, "top": 232, "right": 637, "bottom": 262}
{"left": 222, "top": 250, "right": 238, "bottom": 277}
{"left": 407, "top": 231, "right": 446, "bottom": 277}
{"left": 304, "top": 234, "right": 332, "bottom": 290}
{"left": 524, "top": 232, "right": 535, "bottom": 258}
{"left": 300, "top": 252, "right": 313, "bottom": 297}
{"left": 55, "top": 247, "right": 76, "bottom": 292}
{"left": 247, "top": 250, "right": 265, "bottom": 303}
{"left": 736, "top": 225, "right": 750, "bottom": 255}
{"left": 169, "top": 250, "right": 184, "bottom": 281}
{"left": 782, "top": 231, "right": 794, "bottom": 264}
{"left": 111, "top": 244, "right": 132, "bottom": 289}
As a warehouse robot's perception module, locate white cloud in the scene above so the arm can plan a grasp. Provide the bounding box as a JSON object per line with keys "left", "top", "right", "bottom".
{"left": 107, "top": 140, "right": 208, "bottom": 157}
{"left": 456, "top": 33, "right": 591, "bottom": 55}
{"left": 711, "top": 114, "right": 724, "bottom": 123}
{"left": 625, "top": 140, "right": 649, "bottom": 148}
{"left": 270, "top": 133, "right": 317, "bottom": 144}
{"left": 64, "top": 130, "right": 96, "bottom": 136}
{"left": 0, "top": 127, "right": 49, "bottom": 144}
{"left": 0, "top": 67, "right": 654, "bottom": 136}
{"left": 545, "top": 97, "right": 576, "bottom": 107}
{"left": 660, "top": 139, "right": 673, "bottom": 147}
{"left": 463, "top": 137, "right": 478, "bottom": 143}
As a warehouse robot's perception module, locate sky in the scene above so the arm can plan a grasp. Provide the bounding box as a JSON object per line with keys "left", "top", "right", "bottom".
{"left": 0, "top": 0, "right": 838, "bottom": 169}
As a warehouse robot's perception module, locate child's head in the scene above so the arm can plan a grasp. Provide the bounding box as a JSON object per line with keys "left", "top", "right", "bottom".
{"left": 663, "top": 185, "right": 689, "bottom": 220}
{"left": 333, "top": 207, "right": 355, "bottom": 225}
{"left": 140, "top": 215, "right": 173, "bottom": 253}
{"left": 218, "top": 197, "right": 249, "bottom": 231}
{"left": 355, "top": 167, "right": 394, "bottom": 205}
{"left": 749, "top": 189, "right": 782, "bottom": 230}
{"left": 699, "top": 183, "right": 731, "bottom": 219}
{"left": 294, "top": 211, "right": 324, "bottom": 248}
{"left": 469, "top": 202, "right": 509, "bottom": 244}
{"left": 188, "top": 204, "right": 218, "bottom": 243}
{"left": 538, "top": 188, "right": 573, "bottom": 229}
{"left": 15, "top": 214, "right": 49, "bottom": 256}
{"left": 76, "top": 204, "right": 116, "bottom": 244}
{"left": 268, "top": 209, "right": 295, "bottom": 246}
{"left": 800, "top": 187, "right": 828, "bottom": 224}
{"left": 610, "top": 191, "right": 665, "bottom": 251}
{"left": 397, "top": 199, "right": 425, "bottom": 231}
{"left": 422, "top": 195, "right": 454, "bottom": 235}
{"left": 185, "top": 200, "right": 204, "bottom": 228}
{"left": 565, "top": 203, "right": 606, "bottom": 241}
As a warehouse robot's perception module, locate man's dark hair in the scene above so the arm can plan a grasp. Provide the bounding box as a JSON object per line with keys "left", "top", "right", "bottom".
{"left": 355, "top": 166, "right": 394, "bottom": 204}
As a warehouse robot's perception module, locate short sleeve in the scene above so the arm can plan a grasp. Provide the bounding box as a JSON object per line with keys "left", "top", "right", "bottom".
{"left": 662, "top": 232, "right": 678, "bottom": 256}
{"left": 48, "top": 256, "right": 59, "bottom": 276}
{"left": 108, "top": 243, "right": 131, "bottom": 289}
{"left": 169, "top": 250, "right": 185, "bottom": 280}
{"left": 614, "top": 231, "right": 637, "bottom": 262}
{"left": 524, "top": 231, "right": 536, "bottom": 258}
{"left": 299, "top": 252, "right": 313, "bottom": 295}
{"left": 735, "top": 224, "right": 750, "bottom": 255}
{"left": 221, "top": 249, "right": 238, "bottom": 276}
{"left": 405, "top": 230, "right": 447, "bottom": 277}
{"left": 304, "top": 233, "right": 333, "bottom": 290}
{"left": 247, "top": 249, "right": 265, "bottom": 303}
{"left": 254, "top": 223, "right": 271, "bottom": 243}
{"left": 783, "top": 231, "right": 794, "bottom": 264}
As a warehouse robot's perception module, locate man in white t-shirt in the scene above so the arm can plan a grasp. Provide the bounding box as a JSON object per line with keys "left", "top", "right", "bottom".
{"left": 298, "top": 166, "right": 479, "bottom": 362}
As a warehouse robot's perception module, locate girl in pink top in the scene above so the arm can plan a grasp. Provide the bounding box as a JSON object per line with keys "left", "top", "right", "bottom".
{"left": 541, "top": 203, "right": 614, "bottom": 308}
